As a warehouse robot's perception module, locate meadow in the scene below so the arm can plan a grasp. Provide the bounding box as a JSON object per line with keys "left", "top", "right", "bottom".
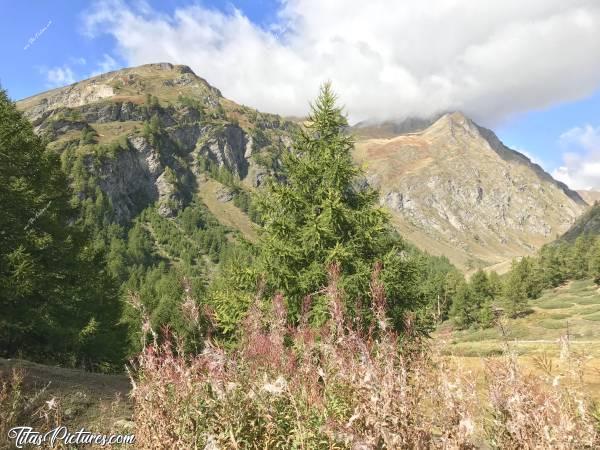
{"left": 438, "top": 278, "right": 600, "bottom": 400}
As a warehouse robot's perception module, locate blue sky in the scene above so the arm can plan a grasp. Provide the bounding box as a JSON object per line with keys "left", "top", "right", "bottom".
{"left": 0, "top": 1, "right": 280, "bottom": 100}
{"left": 2, "top": 1, "right": 600, "bottom": 189}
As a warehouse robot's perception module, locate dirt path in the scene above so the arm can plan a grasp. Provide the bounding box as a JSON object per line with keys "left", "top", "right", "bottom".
{"left": 0, "top": 358, "right": 132, "bottom": 430}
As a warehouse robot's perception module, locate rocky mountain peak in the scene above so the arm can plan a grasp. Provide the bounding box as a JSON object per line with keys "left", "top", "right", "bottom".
{"left": 354, "top": 112, "right": 587, "bottom": 270}
{"left": 17, "top": 62, "right": 222, "bottom": 124}
{"left": 425, "top": 111, "right": 482, "bottom": 142}
{"left": 16, "top": 62, "right": 297, "bottom": 223}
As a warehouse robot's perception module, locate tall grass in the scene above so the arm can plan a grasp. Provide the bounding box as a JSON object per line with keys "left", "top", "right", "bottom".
{"left": 0, "top": 368, "right": 64, "bottom": 449}
{"left": 129, "top": 264, "right": 599, "bottom": 449}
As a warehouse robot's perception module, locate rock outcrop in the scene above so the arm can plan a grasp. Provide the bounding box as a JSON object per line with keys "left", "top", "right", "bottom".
{"left": 16, "top": 63, "right": 587, "bottom": 271}
{"left": 17, "top": 63, "right": 297, "bottom": 223}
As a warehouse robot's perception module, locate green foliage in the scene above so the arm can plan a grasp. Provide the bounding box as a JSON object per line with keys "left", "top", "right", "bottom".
{"left": 80, "top": 126, "right": 97, "bottom": 145}
{"left": 0, "top": 89, "right": 125, "bottom": 370}
{"left": 450, "top": 232, "right": 600, "bottom": 328}
{"left": 411, "top": 251, "right": 460, "bottom": 323}
{"left": 222, "top": 83, "right": 424, "bottom": 330}
{"left": 177, "top": 95, "right": 206, "bottom": 115}
{"left": 447, "top": 269, "right": 497, "bottom": 329}
{"left": 145, "top": 93, "right": 160, "bottom": 108}
{"left": 197, "top": 155, "right": 262, "bottom": 224}
{"left": 109, "top": 201, "right": 233, "bottom": 354}
{"left": 142, "top": 114, "right": 162, "bottom": 143}
{"left": 449, "top": 280, "right": 474, "bottom": 328}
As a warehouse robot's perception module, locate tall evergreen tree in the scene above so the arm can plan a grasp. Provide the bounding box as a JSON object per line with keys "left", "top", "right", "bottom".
{"left": 469, "top": 269, "right": 496, "bottom": 327}
{"left": 570, "top": 235, "right": 590, "bottom": 279}
{"left": 0, "top": 89, "right": 124, "bottom": 369}
{"left": 449, "top": 281, "right": 473, "bottom": 329}
{"left": 588, "top": 238, "right": 600, "bottom": 285}
{"left": 253, "top": 83, "right": 422, "bottom": 328}
{"left": 503, "top": 260, "right": 529, "bottom": 318}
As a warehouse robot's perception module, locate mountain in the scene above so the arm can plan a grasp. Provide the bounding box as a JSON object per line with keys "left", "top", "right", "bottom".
{"left": 351, "top": 116, "right": 440, "bottom": 139}
{"left": 559, "top": 202, "right": 600, "bottom": 242}
{"left": 577, "top": 190, "right": 600, "bottom": 205}
{"left": 17, "top": 62, "right": 297, "bottom": 227}
{"left": 16, "top": 64, "right": 587, "bottom": 272}
{"left": 353, "top": 112, "right": 587, "bottom": 270}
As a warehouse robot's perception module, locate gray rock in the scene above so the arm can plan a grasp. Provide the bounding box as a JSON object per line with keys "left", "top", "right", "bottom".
{"left": 216, "top": 187, "right": 235, "bottom": 203}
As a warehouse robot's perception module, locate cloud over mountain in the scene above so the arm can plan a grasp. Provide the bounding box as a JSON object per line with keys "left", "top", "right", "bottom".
{"left": 84, "top": 0, "right": 600, "bottom": 124}
{"left": 553, "top": 124, "right": 600, "bottom": 190}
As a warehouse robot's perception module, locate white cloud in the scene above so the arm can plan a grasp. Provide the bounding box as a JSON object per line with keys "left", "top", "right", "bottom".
{"left": 89, "top": 53, "right": 120, "bottom": 76}
{"left": 40, "top": 54, "right": 121, "bottom": 89}
{"left": 70, "top": 57, "right": 87, "bottom": 66}
{"left": 552, "top": 124, "right": 600, "bottom": 190}
{"left": 43, "top": 65, "right": 76, "bottom": 87}
{"left": 81, "top": 0, "right": 600, "bottom": 124}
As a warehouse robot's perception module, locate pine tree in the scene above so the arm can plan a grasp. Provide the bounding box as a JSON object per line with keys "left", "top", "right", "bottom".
{"left": 470, "top": 270, "right": 491, "bottom": 304}
{"left": 588, "top": 238, "right": 600, "bottom": 284}
{"left": 488, "top": 271, "right": 503, "bottom": 298}
{"left": 503, "top": 260, "right": 529, "bottom": 318}
{"left": 253, "top": 83, "right": 422, "bottom": 328}
{"left": 469, "top": 269, "right": 496, "bottom": 327}
{"left": 570, "top": 235, "right": 590, "bottom": 279}
{"left": 0, "top": 89, "right": 125, "bottom": 368}
{"left": 449, "top": 281, "right": 473, "bottom": 329}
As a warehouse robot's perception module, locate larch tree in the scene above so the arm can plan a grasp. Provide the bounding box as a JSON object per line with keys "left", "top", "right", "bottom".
{"left": 253, "top": 83, "right": 422, "bottom": 328}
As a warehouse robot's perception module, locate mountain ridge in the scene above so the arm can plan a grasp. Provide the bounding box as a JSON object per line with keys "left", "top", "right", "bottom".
{"left": 354, "top": 111, "right": 586, "bottom": 269}
{"left": 17, "top": 62, "right": 297, "bottom": 225}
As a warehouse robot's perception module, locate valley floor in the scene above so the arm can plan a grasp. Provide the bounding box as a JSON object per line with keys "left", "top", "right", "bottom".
{"left": 436, "top": 278, "right": 600, "bottom": 400}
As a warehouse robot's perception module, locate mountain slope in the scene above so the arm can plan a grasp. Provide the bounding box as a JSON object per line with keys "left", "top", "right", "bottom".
{"left": 354, "top": 112, "right": 586, "bottom": 269}
{"left": 17, "top": 64, "right": 587, "bottom": 273}
{"left": 578, "top": 190, "right": 600, "bottom": 205}
{"left": 17, "top": 63, "right": 296, "bottom": 232}
{"left": 351, "top": 116, "right": 439, "bottom": 139}
{"left": 559, "top": 202, "right": 600, "bottom": 242}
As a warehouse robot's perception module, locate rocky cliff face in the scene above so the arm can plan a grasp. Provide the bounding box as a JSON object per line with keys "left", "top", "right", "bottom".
{"left": 85, "top": 135, "right": 163, "bottom": 221}
{"left": 17, "top": 63, "right": 297, "bottom": 223}
{"left": 354, "top": 112, "right": 587, "bottom": 269}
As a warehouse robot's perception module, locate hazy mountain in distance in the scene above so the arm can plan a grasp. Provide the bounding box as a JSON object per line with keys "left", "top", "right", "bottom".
{"left": 351, "top": 115, "right": 442, "bottom": 139}
{"left": 558, "top": 202, "right": 600, "bottom": 242}
{"left": 577, "top": 190, "right": 600, "bottom": 206}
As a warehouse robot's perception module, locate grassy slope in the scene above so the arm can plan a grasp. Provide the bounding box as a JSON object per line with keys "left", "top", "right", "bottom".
{"left": 435, "top": 278, "right": 600, "bottom": 399}
{"left": 197, "top": 176, "right": 258, "bottom": 242}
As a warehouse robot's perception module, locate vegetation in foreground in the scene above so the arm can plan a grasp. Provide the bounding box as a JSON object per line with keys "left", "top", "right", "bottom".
{"left": 127, "top": 265, "right": 599, "bottom": 449}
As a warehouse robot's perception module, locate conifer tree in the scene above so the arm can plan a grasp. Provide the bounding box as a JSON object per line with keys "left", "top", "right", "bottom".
{"left": 449, "top": 281, "right": 474, "bottom": 329}
{"left": 503, "top": 260, "right": 529, "bottom": 318}
{"left": 469, "top": 269, "right": 496, "bottom": 327}
{"left": 570, "top": 235, "right": 590, "bottom": 279}
{"left": 254, "top": 83, "right": 421, "bottom": 327}
{"left": 589, "top": 238, "right": 600, "bottom": 284}
{"left": 0, "top": 89, "right": 124, "bottom": 368}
